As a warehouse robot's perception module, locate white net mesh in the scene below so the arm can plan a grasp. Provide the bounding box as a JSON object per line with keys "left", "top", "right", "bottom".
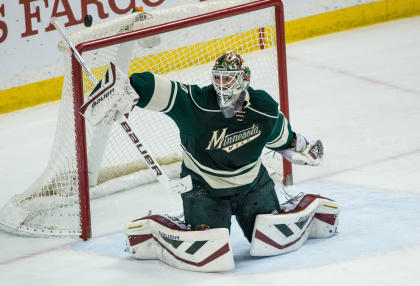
{"left": 0, "top": 0, "right": 286, "bottom": 237}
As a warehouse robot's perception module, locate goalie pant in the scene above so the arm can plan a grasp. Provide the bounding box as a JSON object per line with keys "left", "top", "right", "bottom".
{"left": 125, "top": 194, "right": 340, "bottom": 272}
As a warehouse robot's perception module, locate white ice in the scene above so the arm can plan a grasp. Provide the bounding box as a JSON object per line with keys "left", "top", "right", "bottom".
{"left": 1, "top": 17, "right": 420, "bottom": 286}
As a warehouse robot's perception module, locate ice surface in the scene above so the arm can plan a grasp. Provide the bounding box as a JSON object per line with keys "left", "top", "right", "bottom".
{"left": 1, "top": 16, "right": 420, "bottom": 286}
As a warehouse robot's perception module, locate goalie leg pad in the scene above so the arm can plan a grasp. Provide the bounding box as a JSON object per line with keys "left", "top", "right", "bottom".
{"left": 125, "top": 214, "right": 234, "bottom": 272}
{"left": 250, "top": 194, "right": 339, "bottom": 256}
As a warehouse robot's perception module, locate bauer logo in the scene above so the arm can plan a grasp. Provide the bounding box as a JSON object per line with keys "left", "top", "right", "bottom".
{"left": 159, "top": 231, "right": 180, "bottom": 241}
{"left": 92, "top": 88, "right": 114, "bottom": 109}
{"left": 156, "top": 216, "right": 176, "bottom": 228}
{"left": 299, "top": 196, "right": 312, "bottom": 209}
{"left": 120, "top": 121, "right": 163, "bottom": 177}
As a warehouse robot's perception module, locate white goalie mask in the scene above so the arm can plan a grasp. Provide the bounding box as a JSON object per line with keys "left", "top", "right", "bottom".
{"left": 211, "top": 52, "right": 250, "bottom": 118}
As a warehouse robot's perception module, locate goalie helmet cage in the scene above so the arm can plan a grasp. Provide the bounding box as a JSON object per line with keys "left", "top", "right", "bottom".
{"left": 0, "top": 0, "right": 292, "bottom": 240}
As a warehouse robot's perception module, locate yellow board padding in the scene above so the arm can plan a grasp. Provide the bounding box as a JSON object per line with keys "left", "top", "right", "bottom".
{"left": 128, "top": 28, "right": 268, "bottom": 77}
{"left": 81, "top": 28, "right": 269, "bottom": 95}
{"left": 2, "top": 0, "right": 420, "bottom": 114}
{"left": 0, "top": 76, "right": 63, "bottom": 114}
{"left": 285, "top": 0, "right": 420, "bottom": 43}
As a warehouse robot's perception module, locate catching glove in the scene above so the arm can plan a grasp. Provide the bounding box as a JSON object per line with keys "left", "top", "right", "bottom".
{"left": 277, "top": 132, "right": 324, "bottom": 166}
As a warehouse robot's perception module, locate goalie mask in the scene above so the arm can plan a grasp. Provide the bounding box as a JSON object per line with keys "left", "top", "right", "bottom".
{"left": 211, "top": 52, "right": 251, "bottom": 118}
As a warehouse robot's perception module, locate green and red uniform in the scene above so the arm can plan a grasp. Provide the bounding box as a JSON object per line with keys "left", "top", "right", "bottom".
{"left": 130, "top": 72, "right": 293, "bottom": 241}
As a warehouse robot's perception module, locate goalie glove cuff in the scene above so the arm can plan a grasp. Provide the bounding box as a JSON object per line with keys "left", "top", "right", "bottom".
{"left": 293, "top": 132, "right": 309, "bottom": 152}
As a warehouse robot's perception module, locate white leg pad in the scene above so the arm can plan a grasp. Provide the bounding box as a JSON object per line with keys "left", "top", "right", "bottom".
{"left": 125, "top": 215, "right": 234, "bottom": 272}
{"left": 250, "top": 194, "right": 340, "bottom": 256}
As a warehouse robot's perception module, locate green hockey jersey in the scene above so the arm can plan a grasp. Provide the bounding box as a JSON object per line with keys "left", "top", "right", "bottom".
{"left": 130, "top": 72, "right": 293, "bottom": 196}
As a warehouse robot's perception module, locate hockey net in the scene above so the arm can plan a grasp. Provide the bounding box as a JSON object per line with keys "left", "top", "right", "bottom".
{"left": 0, "top": 0, "right": 291, "bottom": 239}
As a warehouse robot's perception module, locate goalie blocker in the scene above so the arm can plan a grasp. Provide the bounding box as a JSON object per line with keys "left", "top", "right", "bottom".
{"left": 79, "top": 62, "right": 139, "bottom": 126}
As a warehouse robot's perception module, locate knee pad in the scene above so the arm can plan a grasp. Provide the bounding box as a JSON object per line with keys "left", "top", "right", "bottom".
{"left": 250, "top": 194, "right": 339, "bottom": 256}
{"left": 125, "top": 214, "right": 234, "bottom": 272}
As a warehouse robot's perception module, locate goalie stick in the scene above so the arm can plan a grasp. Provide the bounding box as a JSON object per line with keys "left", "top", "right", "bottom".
{"left": 51, "top": 17, "right": 192, "bottom": 194}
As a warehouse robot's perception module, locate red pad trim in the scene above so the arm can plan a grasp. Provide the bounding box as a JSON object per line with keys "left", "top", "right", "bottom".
{"left": 132, "top": 215, "right": 206, "bottom": 232}
{"left": 131, "top": 215, "right": 183, "bottom": 230}
{"left": 154, "top": 237, "right": 231, "bottom": 268}
{"left": 288, "top": 194, "right": 334, "bottom": 213}
{"left": 129, "top": 234, "right": 153, "bottom": 246}
{"left": 314, "top": 213, "right": 336, "bottom": 226}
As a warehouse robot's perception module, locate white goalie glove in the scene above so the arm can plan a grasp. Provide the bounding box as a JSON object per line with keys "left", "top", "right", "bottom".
{"left": 277, "top": 132, "right": 324, "bottom": 166}
{"left": 79, "top": 62, "right": 139, "bottom": 125}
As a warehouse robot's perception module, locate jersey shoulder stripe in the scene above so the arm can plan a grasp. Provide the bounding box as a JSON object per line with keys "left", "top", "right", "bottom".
{"left": 162, "top": 82, "right": 178, "bottom": 113}
{"left": 248, "top": 106, "right": 279, "bottom": 119}
{"left": 265, "top": 116, "right": 290, "bottom": 149}
{"left": 247, "top": 88, "right": 280, "bottom": 119}
{"left": 188, "top": 85, "right": 220, "bottom": 113}
{"left": 131, "top": 72, "right": 175, "bottom": 112}
{"left": 143, "top": 73, "right": 172, "bottom": 112}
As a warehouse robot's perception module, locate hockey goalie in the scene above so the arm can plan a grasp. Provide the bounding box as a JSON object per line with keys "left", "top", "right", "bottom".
{"left": 80, "top": 52, "right": 340, "bottom": 272}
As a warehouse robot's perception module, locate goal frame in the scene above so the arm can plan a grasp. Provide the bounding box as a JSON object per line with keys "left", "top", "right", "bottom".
{"left": 72, "top": 0, "right": 292, "bottom": 240}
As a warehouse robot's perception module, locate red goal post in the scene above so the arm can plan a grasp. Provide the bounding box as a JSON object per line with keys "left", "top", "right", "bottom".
{"left": 0, "top": 0, "right": 292, "bottom": 241}
{"left": 73, "top": 0, "right": 292, "bottom": 240}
